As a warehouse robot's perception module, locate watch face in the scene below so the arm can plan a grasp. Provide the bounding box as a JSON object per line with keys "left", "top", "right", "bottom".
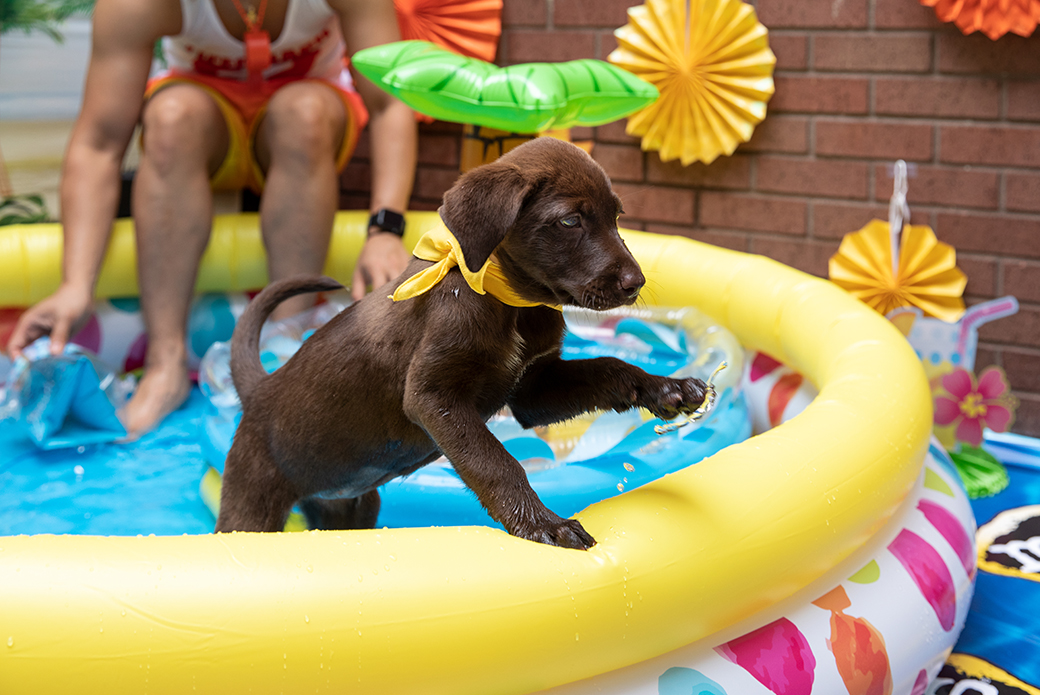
{"left": 370, "top": 209, "right": 406, "bottom": 236}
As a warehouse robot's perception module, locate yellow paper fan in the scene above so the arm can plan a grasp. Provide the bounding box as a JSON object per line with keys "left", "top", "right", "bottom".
{"left": 829, "top": 220, "right": 967, "bottom": 322}
{"left": 608, "top": 0, "right": 776, "bottom": 165}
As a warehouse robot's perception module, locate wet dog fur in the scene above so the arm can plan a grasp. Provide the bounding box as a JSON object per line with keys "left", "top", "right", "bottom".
{"left": 216, "top": 138, "right": 707, "bottom": 549}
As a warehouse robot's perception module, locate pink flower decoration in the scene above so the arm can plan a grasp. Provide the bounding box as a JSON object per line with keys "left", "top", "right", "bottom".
{"left": 934, "top": 366, "right": 1016, "bottom": 447}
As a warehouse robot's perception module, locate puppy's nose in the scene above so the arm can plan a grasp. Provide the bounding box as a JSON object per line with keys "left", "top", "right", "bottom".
{"left": 619, "top": 267, "right": 645, "bottom": 298}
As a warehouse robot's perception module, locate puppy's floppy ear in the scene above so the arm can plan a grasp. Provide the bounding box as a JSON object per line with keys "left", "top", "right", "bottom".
{"left": 439, "top": 163, "right": 533, "bottom": 271}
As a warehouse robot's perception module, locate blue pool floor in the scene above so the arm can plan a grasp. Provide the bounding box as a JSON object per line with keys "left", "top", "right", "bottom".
{"left": 0, "top": 388, "right": 215, "bottom": 536}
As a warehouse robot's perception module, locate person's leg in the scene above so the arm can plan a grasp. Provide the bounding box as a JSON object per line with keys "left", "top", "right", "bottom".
{"left": 124, "top": 84, "right": 230, "bottom": 436}
{"left": 254, "top": 81, "right": 347, "bottom": 319}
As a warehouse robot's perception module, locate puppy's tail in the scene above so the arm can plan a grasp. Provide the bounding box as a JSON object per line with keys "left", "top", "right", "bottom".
{"left": 231, "top": 275, "right": 345, "bottom": 402}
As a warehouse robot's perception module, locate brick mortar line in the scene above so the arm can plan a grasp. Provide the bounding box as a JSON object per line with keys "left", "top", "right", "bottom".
{"left": 752, "top": 153, "right": 1040, "bottom": 178}
{"left": 775, "top": 113, "right": 1039, "bottom": 127}
{"left": 713, "top": 229, "right": 833, "bottom": 244}
{"left": 933, "top": 118, "right": 942, "bottom": 165}
{"left": 931, "top": 24, "right": 941, "bottom": 76}
{"left": 979, "top": 343, "right": 1040, "bottom": 357}
{"left": 867, "top": 70, "right": 876, "bottom": 118}
{"left": 775, "top": 69, "right": 1040, "bottom": 87}
{"left": 633, "top": 183, "right": 1040, "bottom": 219}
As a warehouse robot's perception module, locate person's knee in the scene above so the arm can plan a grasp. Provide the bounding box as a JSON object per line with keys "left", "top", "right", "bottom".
{"left": 141, "top": 90, "right": 225, "bottom": 174}
{"left": 264, "top": 89, "right": 345, "bottom": 165}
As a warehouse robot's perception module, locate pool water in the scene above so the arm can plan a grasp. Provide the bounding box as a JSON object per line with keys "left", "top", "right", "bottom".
{"left": 0, "top": 311, "right": 750, "bottom": 537}
{"left": 0, "top": 389, "right": 214, "bottom": 536}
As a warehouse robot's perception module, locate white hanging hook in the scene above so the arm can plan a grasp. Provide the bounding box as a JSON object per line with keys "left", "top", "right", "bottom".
{"left": 888, "top": 160, "right": 910, "bottom": 280}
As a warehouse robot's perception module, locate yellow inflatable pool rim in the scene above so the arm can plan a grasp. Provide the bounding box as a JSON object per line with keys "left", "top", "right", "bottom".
{"left": 0, "top": 213, "right": 932, "bottom": 694}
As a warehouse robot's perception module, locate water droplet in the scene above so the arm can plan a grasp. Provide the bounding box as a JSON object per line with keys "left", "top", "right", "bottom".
{"left": 74, "top": 465, "right": 84, "bottom": 475}
{"left": 616, "top": 483, "right": 624, "bottom": 492}
{"left": 575, "top": 633, "right": 580, "bottom": 641}
{"left": 7, "top": 637, "right": 13, "bottom": 648}
{"left": 623, "top": 462, "right": 634, "bottom": 472}
{"left": 306, "top": 565, "right": 313, "bottom": 573}
{"left": 99, "top": 627, "right": 104, "bottom": 633}
{"left": 305, "top": 615, "right": 310, "bottom": 623}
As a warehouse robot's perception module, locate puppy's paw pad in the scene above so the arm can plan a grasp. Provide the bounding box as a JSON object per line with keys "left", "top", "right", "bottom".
{"left": 545, "top": 519, "right": 596, "bottom": 550}
{"left": 674, "top": 377, "right": 708, "bottom": 414}
{"left": 644, "top": 377, "right": 707, "bottom": 419}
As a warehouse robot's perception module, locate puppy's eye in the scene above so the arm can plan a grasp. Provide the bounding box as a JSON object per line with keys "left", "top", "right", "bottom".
{"left": 559, "top": 216, "right": 580, "bottom": 229}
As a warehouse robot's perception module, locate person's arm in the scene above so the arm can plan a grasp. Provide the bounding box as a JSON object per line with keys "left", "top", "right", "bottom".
{"left": 331, "top": 0, "right": 418, "bottom": 300}
{"left": 6, "top": 0, "right": 175, "bottom": 357}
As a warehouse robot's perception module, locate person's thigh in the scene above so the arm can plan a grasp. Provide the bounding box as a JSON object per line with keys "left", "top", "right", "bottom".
{"left": 253, "top": 80, "right": 347, "bottom": 174}
{"left": 140, "top": 82, "right": 231, "bottom": 177}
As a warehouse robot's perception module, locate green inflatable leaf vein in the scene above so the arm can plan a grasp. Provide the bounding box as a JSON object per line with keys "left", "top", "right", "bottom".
{"left": 352, "top": 40, "right": 659, "bottom": 133}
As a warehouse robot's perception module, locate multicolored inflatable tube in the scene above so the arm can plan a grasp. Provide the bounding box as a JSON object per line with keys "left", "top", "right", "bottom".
{"left": 0, "top": 214, "right": 970, "bottom": 694}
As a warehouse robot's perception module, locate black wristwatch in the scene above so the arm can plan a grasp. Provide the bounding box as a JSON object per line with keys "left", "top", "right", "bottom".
{"left": 368, "top": 209, "right": 406, "bottom": 237}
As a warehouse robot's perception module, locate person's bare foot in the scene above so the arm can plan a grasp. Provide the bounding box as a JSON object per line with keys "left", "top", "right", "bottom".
{"left": 120, "top": 360, "right": 192, "bottom": 439}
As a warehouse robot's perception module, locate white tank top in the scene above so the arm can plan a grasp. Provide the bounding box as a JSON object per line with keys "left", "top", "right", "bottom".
{"left": 162, "top": 0, "right": 350, "bottom": 83}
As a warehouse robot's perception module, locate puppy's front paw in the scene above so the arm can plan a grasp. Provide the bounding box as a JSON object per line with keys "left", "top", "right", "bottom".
{"left": 642, "top": 376, "right": 708, "bottom": 420}
{"left": 516, "top": 514, "right": 596, "bottom": 550}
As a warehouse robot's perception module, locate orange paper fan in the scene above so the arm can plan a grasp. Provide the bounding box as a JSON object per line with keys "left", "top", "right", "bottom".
{"left": 394, "top": 0, "right": 502, "bottom": 62}
{"left": 829, "top": 220, "right": 967, "bottom": 322}
{"left": 920, "top": 0, "right": 1040, "bottom": 39}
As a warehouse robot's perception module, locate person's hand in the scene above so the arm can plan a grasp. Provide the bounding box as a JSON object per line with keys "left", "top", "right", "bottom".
{"left": 6, "top": 284, "right": 94, "bottom": 358}
{"left": 351, "top": 232, "right": 411, "bottom": 301}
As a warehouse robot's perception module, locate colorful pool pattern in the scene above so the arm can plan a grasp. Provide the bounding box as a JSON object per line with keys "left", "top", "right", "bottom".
{"left": 537, "top": 441, "right": 977, "bottom": 695}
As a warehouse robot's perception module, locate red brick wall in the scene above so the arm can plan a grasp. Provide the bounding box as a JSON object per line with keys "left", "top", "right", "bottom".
{"left": 341, "top": 0, "right": 1040, "bottom": 437}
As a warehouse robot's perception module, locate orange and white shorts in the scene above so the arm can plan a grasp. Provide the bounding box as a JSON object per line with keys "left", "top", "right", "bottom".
{"left": 144, "top": 71, "right": 368, "bottom": 193}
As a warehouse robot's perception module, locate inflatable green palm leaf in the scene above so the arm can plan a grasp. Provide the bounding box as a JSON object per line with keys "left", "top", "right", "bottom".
{"left": 352, "top": 40, "right": 659, "bottom": 133}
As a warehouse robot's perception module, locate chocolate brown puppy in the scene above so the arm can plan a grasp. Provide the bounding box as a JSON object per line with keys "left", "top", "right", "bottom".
{"left": 217, "top": 138, "right": 707, "bottom": 549}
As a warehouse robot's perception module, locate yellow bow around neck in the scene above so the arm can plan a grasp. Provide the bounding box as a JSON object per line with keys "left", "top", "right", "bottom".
{"left": 390, "top": 221, "right": 558, "bottom": 309}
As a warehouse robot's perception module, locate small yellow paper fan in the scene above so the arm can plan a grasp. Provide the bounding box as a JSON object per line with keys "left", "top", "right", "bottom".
{"left": 608, "top": 0, "right": 776, "bottom": 166}
{"left": 829, "top": 220, "right": 967, "bottom": 323}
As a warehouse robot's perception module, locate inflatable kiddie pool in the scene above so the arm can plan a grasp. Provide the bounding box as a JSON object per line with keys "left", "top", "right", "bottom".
{"left": 0, "top": 213, "right": 975, "bottom": 694}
